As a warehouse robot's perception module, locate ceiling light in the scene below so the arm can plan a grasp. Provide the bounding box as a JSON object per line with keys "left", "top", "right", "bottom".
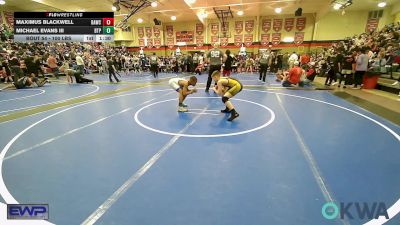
{"left": 237, "top": 10, "right": 244, "bottom": 16}
{"left": 378, "top": 2, "right": 386, "bottom": 7}
{"left": 137, "top": 18, "right": 143, "bottom": 23}
{"left": 79, "top": 9, "right": 85, "bottom": 12}
{"left": 151, "top": 1, "right": 158, "bottom": 7}
{"left": 333, "top": 3, "right": 341, "bottom": 10}
{"left": 0, "top": 0, "right": 5, "bottom": 5}
{"left": 332, "top": 0, "right": 352, "bottom": 10}
{"left": 171, "top": 16, "right": 177, "bottom": 21}
{"left": 200, "top": 11, "right": 208, "bottom": 18}
{"left": 275, "top": 8, "right": 282, "bottom": 13}
{"left": 187, "top": 0, "right": 196, "bottom": 3}
{"left": 112, "top": 2, "right": 120, "bottom": 11}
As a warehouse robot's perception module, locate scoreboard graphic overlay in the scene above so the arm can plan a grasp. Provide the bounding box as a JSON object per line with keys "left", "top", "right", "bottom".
{"left": 14, "top": 12, "right": 114, "bottom": 42}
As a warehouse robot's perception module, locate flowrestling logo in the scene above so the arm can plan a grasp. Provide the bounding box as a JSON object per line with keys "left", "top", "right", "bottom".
{"left": 7, "top": 204, "right": 49, "bottom": 220}
{"left": 322, "top": 202, "right": 389, "bottom": 220}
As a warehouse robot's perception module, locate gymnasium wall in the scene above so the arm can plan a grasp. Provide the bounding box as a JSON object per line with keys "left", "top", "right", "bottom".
{"left": 0, "top": 5, "right": 397, "bottom": 56}
{"left": 116, "top": 6, "right": 397, "bottom": 55}
{"left": 395, "top": 12, "right": 400, "bottom": 23}
{"left": 312, "top": 8, "right": 394, "bottom": 40}
{"left": 117, "top": 14, "right": 315, "bottom": 45}
{"left": 392, "top": 3, "right": 400, "bottom": 23}
{"left": 315, "top": 11, "right": 368, "bottom": 40}
{"left": 114, "top": 27, "right": 135, "bottom": 41}
{"left": 379, "top": 7, "right": 396, "bottom": 29}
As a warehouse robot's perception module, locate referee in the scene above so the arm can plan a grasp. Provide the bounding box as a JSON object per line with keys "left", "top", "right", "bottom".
{"left": 259, "top": 50, "right": 270, "bottom": 83}
{"left": 150, "top": 53, "right": 159, "bottom": 78}
{"left": 205, "top": 43, "right": 224, "bottom": 92}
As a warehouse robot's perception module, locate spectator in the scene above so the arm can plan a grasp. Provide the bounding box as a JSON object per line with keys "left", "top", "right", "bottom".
{"left": 76, "top": 53, "right": 85, "bottom": 75}
{"left": 282, "top": 61, "right": 303, "bottom": 87}
{"left": 223, "top": 50, "right": 233, "bottom": 77}
{"left": 193, "top": 53, "right": 199, "bottom": 73}
{"left": 9, "top": 53, "right": 23, "bottom": 81}
{"left": 306, "top": 62, "right": 317, "bottom": 82}
{"left": 288, "top": 52, "right": 299, "bottom": 69}
{"left": 259, "top": 50, "right": 270, "bottom": 83}
{"left": 353, "top": 48, "right": 369, "bottom": 89}
{"left": 282, "top": 52, "right": 289, "bottom": 70}
{"left": 338, "top": 52, "right": 354, "bottom": 88}
{"left": 47, "top": 53, "right": 59, "bottom": 79}
{"left": 107, "top": 56, "right": 120, "bottom": 83}
{"left": 1, "top": 58, "right": 13, "bottom": 83}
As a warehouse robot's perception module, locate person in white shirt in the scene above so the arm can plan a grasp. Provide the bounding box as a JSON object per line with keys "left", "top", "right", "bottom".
{"left": 288, "top": 52, "right": 298, "bottom": 69}
{"left": 124, "top": 55, "right": 131, "bottom": 75}
{"left": 176, "top": 47, "right": 181, "bottom": 56}
{"left": 101, "top": 55, "right": 108, "bottom": 72}
{"left": 353, "top": 48, "right": 369, "bottom": 89}
{"left": 239, "top": 44, "right": 246, "bottom": 56}
{"left": 199, "top": 55, "right": 204, "bottom": 64}
{"left": 139, "top": 47, "right": 144, "bottom": 58}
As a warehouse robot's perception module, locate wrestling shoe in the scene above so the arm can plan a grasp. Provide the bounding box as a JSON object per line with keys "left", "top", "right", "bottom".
{"left": 221, "top": 107, "right": 230, "bottom": 113}
{"left": 37, "top": 78, "right": 48, "bottom": 87}
{"left": 178, "top": 106, "right": 188, "bottom": 112}
{"left": 228, "top": 111, "right": 239, "bottom": 121}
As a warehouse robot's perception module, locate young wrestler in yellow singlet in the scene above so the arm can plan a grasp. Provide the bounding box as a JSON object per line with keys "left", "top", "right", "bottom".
{"left": 211, "top": 71, "right": 242, "bottom": 121}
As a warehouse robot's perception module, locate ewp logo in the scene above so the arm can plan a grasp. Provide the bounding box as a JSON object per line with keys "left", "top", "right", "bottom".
{"left": 322, "top": 202, "right": 389, "bottom": 220}
{"left": 7, "top": 204, "right": 49, "bottom": 220}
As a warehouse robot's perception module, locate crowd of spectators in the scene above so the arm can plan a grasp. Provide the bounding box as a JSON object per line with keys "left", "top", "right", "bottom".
{"left": 0, "top": 24, "right": 13, "bottom": 42}
{"left": 268, "top": 22, "right": 400, "bottom": 89}
{"left": 1, "top": 22, "right": 399, "bottom": 90}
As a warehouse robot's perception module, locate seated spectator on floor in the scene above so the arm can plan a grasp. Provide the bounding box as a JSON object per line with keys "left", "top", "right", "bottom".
{"left": 304, "top": 62, "right": 317, "bottom": 84}
{"left": 47, "top": 53, "right": 59, "bottom": 79}
{"left": 60, "top": 60, "right": 74, "bottom": 84}
{"left": 14, "top": 75, "right": 48, "bottom": 89}
{"left": 275, "top": 69, "right": 287, "bottom": 82}
{"left": 297, "top": 62, "right": 318, "bottom": 87}
{"left": 195, "top": 63, "right": 204, "bottom": 75}
{"left": 282, "top": 61, "right": 303, "bottom": 87}
{"left": 72, "top": 70, "right": 93, "bottom": 84}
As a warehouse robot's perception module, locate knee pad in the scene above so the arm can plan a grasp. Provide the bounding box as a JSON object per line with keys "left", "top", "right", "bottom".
{"left": 222, "top": 96, "right": 229, "bottom": 103}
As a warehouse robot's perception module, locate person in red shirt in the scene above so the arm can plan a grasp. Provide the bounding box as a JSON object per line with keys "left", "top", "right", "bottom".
{"left": 305, "top": 62, "right": 317, "bottom": 81}
{"left": 282, "top": 61, "right": 303, "bottom": 87}
{"left": 47, "top": 53, "right": 59, "bottom": 79}
{"left": 300, "top": 53, "right": 310, "bottom": 66}
{"left": 299, "top": 62, "right": 317, "bottom": 87}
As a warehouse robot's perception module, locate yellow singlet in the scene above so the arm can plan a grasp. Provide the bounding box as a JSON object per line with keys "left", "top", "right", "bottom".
{"left": 220, "top": 77, "right": 242, "bottom": 96}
